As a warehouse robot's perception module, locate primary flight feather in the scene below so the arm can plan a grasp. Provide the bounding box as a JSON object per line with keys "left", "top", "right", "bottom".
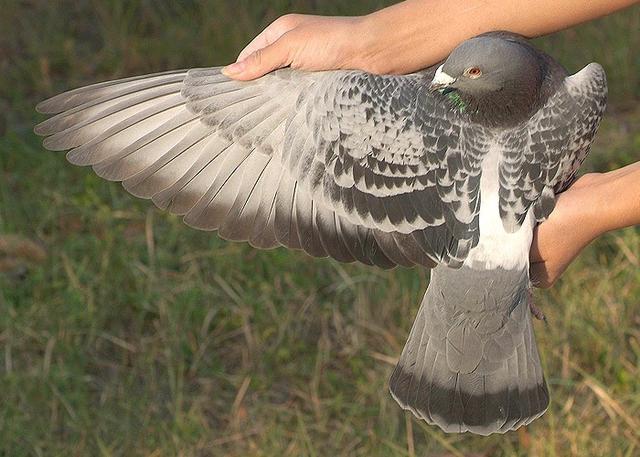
{"left": 34, "top": 32, "right": 607, "bottom": 435}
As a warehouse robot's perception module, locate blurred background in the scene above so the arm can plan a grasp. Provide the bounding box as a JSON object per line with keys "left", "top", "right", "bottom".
{"left": 1, "top": 1, "right": 639, "bottom": 456}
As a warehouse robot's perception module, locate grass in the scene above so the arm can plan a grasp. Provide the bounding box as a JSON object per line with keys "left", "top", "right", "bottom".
{"left": 1, "top": 1, "right": 639, "bottom": 456}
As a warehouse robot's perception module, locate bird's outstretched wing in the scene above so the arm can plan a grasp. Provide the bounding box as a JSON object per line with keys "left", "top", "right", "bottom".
{"left": 35, "top": 67, "right": 491, "bottom": 268}
{"left": 497, "top": 63, "right": 607, "bottom": 231}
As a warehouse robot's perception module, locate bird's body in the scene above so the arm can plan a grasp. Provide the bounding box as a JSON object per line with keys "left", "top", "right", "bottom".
{"left": 34, "top": 32, "right": 607, "bottom": 435}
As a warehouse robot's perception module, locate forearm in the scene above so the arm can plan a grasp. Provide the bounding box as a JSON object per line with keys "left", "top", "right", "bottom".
{"left": 356, "top": 0, "right": 638, "bottom": 74}
{"left": 225, "top": 0, "right": 637, "bottom": 79}
{"left": 592, "top": 162, "right": 640, "bottom": 230}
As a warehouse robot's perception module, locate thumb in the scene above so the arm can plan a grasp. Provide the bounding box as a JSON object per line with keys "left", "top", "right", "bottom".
{"left": 222, "top": 37, "right": 292, "bottom": 81}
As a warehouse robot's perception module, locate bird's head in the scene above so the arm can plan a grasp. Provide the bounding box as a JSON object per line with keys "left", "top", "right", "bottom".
{"left": 429, "top": 35, "right": 547, "bottom": 127}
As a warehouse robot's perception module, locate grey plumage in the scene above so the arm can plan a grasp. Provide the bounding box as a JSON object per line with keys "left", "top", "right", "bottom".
{"left": 34, "top": 32, "right": 607, "bottom": 435}
{"left": 389, "top": 266, "right": 549, "bottom": 434}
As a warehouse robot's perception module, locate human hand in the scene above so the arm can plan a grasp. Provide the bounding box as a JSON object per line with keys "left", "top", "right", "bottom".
{"left": 221, "top": 14, "right": 372, "bottom": 81}
{"left": 222, "top": 1, "right": 637, "bottom": 82}
{"left": 529, "top": 174, "right": 604, "bottom": 288}
{"left": 530, "top": 162, "right": 640, "bottom": 288}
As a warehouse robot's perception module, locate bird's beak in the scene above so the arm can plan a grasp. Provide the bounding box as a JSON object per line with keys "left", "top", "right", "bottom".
{"left": 429, "top": 64, "right": 456, "bottom": 93}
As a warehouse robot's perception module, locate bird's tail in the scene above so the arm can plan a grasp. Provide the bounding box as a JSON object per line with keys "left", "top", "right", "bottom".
{"left": 389, "top": 265, "right": 549, "bottom": 435}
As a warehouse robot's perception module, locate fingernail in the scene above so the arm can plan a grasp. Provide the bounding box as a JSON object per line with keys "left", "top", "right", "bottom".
{"left": 222, "top": 60, "right": 246, "bottom": 76}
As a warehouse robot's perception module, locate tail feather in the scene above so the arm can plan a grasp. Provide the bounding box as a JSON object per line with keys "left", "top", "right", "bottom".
{"left": 389, "top": 265, "right": 549, "bottom": 435}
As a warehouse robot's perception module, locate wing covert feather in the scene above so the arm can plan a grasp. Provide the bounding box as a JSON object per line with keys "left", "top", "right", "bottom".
{"left": 498, "top": 63, "right": 607, "bottom": 230}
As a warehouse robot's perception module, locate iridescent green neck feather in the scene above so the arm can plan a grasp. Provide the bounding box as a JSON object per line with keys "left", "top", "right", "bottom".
{"left": 446, "top": 91, "right": 467, "bottom": 112}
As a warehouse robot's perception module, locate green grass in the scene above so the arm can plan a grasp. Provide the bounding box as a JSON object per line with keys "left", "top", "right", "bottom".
{"left": 1, "top": 1, "right": 639, "bottom": 456}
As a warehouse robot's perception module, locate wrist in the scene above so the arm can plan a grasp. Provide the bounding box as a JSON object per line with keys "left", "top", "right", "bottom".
{"left": 560, "top": 173, "right": 615, "bottom": 245}
{"left": 349, "top": 0, "right": 499, "bottom": 75}
{"left": 594, "top": 167, "right": 640, "bottom": 232}
{"left": 351, "top": 8, "right": 436, "bottom": 74}
{"left": 347, "top": 13, "right": 394, "bottom": 74}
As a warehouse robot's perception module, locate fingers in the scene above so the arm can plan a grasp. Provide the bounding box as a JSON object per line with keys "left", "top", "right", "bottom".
{"left": 222, "top": 35, "right": 293, "bottom": 80}
{"left": 236, "top": 15, "right": 300, "bottom": 62}
{"left": 236, "top": 33, "right": 272, "bottom": 64}
{"left": 529, "top": 261, "right": 554, "bottom": 289}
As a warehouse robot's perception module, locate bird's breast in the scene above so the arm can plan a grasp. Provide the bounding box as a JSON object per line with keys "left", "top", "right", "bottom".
{"left": 463, "top": 142, "right": 534, "bottom": 271}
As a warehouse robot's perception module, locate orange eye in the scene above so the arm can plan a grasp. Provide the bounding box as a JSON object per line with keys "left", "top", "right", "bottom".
{"left": 465, "top": 67, "right": 482, "bottom": 78}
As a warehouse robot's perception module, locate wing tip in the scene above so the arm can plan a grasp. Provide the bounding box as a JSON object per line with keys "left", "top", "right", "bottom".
{"left": 41, "top": 134, "right": 72, "bottom": 152}
{"left": 35, "top": 100, "right": 50, "bottom": 115}
{"left": 33, "top": 116, "right": 62, "bottom": 136}
{"left": 33, "top": 122, "right": 47, "bottom": 136}
{"left": 35, "top": 97, "right": 67, "bottom": 115}
{"left": 567, "top": 62, "right": 608, "bottom": 92}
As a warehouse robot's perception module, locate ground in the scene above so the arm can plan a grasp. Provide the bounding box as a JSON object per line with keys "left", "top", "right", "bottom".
{"left": 1, "top": 1, "right": 639, "bottom": 456}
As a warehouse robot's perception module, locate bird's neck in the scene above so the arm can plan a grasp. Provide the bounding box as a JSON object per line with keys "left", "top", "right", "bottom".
{"left": 457, "top": 81, "right": 544, "bottom": 129}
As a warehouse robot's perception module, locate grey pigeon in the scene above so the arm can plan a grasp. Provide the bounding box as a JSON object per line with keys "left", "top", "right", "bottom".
{"left": 34, "top": 32, "right": 607, "bottom": 435}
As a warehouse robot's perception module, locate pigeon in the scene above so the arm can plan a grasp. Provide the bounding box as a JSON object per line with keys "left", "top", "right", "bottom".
{"left": 34, "top": 31, "right": 607, "bottom": 435}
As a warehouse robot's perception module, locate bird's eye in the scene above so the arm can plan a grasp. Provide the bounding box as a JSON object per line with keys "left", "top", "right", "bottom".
{"left": 464, "top": 67, "right": 482, "bottom": 79}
